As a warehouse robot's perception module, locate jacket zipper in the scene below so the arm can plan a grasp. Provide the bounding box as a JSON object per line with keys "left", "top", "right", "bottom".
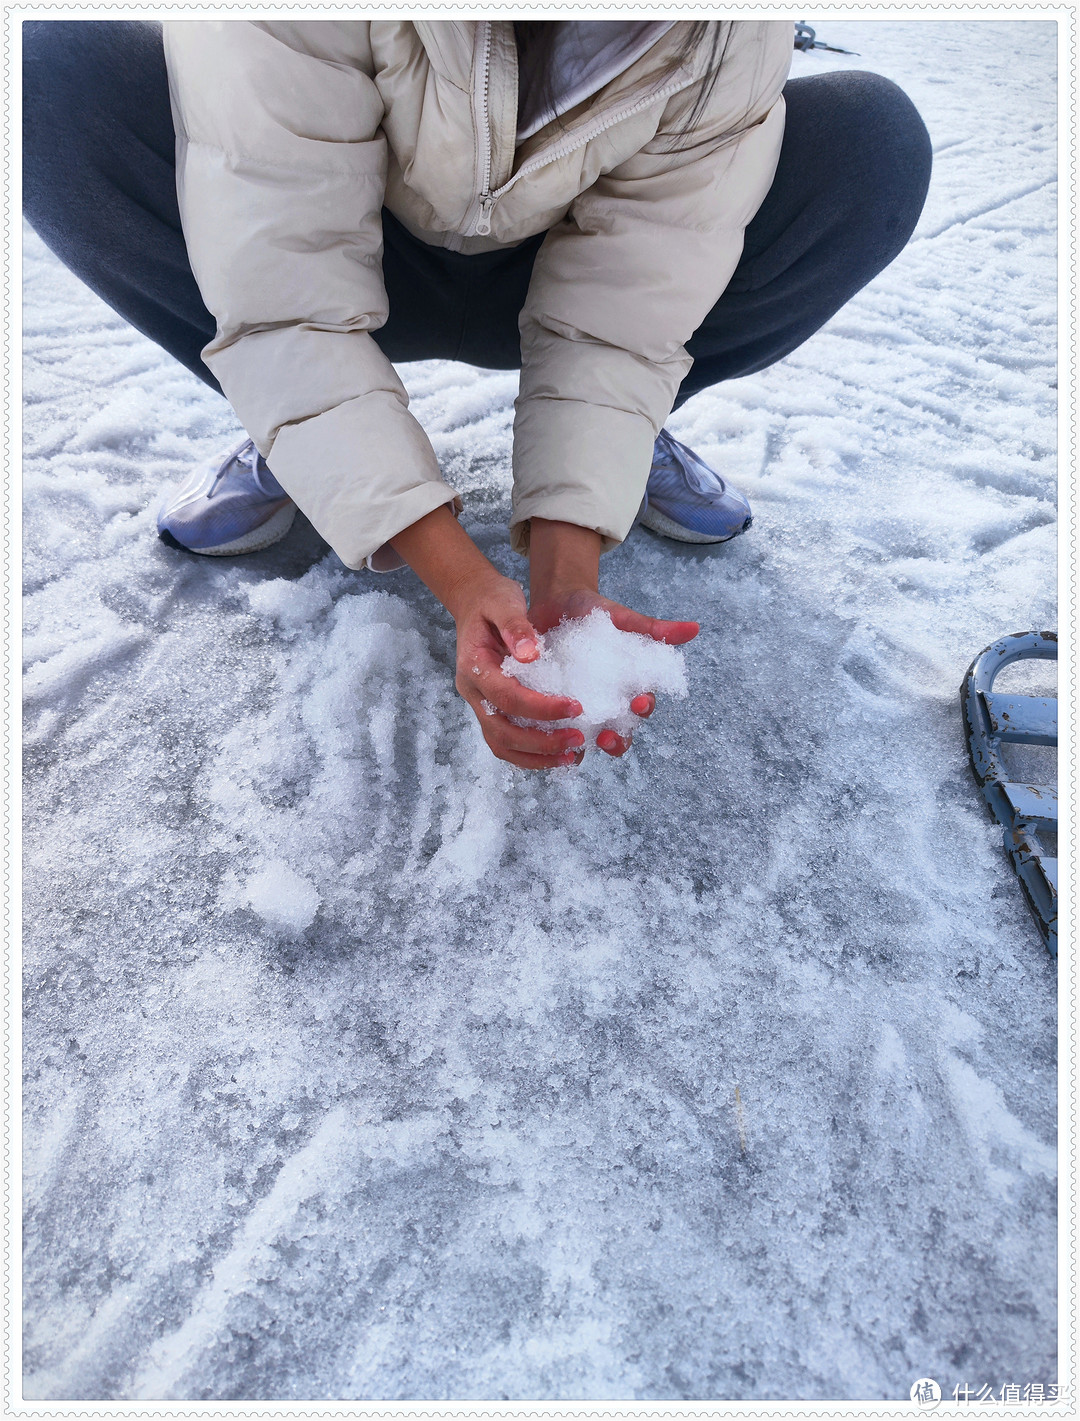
{"left": 473, "top": 23, "right": 495, "bottom": 234}
{"left": 471, "top": 36, "right": 693, "bottom": 238}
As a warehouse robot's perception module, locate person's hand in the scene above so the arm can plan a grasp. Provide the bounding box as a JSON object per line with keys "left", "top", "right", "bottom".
{"left": 388, "top": 506, "right": 585, "bottom": 770}
{"left": 528, "top": 587, "right": 699, "bottom": 758}
{"left": 389, "top": 506, "right": 697, "bottom": 768}
{"left": 452, "top": 570, "right": 589, "bottom": 770}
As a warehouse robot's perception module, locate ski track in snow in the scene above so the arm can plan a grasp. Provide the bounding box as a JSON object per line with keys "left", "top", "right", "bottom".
{"left": 22, "top": 21, "right": 1057, "bottom": 1404}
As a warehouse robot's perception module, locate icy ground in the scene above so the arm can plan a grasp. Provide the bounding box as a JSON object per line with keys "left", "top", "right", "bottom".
{"left": 22, "top": 20, "right": 1057, "bottom": 1404}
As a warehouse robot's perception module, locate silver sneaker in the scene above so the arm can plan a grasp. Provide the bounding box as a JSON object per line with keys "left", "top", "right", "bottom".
{"left": 639, "top": 429, "right": 753, "bottom": 543}
{"left": 157, "top": 439, "right": 295, "bottom": 555}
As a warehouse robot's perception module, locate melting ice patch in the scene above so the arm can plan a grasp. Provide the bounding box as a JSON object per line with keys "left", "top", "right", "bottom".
{"left": 502, "top": 608, "right": 688, "bottom": 740}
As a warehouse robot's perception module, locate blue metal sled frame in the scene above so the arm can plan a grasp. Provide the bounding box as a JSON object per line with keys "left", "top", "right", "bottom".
{"left": 961, "top": 631, "right": 1057, "bottom": 955}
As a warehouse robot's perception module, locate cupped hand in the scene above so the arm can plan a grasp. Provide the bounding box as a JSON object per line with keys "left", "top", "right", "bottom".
{"left": 528, "top": 589, "right": 698, "bottom": 758}
{"left": 453, "top": 571, "right": 587, "bottom": 770}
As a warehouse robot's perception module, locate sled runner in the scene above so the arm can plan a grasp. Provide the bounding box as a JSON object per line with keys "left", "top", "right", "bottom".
{"left": 961, "top": 631, "right": 1058, "bottom": 955}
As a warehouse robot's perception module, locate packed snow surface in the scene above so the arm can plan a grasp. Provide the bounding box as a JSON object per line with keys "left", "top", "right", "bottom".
{"left": 22, "top": 21, "right": 1057, "bottom": 1405}
{"left": 502, "top": 609, "right": 688, "bottom": 740}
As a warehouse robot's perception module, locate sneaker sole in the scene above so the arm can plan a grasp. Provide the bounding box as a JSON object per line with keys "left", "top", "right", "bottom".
{"left": 158, "top": 503, "right": 296, "bottom": 556}
{"left": 639, "top": 504, "right": 752, "bottom": 544}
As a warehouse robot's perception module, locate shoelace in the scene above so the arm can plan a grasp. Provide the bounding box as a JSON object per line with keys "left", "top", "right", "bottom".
{"left": 207, "top": 441, "right": 268, "bottom": 499}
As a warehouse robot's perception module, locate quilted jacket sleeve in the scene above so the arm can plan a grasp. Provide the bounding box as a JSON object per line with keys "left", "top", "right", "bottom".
{"left": 510, "top": 21, "right": 792, "bottom": 554}
{"left": 163, "top": 21, "right": 458, "bottom": 570}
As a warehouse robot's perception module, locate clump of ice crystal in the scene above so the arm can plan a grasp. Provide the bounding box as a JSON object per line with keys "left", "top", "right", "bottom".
{"left": 501, "top": 608, "right": 688, "bottom": 743}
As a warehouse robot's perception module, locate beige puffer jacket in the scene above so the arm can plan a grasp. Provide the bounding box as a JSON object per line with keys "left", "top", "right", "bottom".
{"left": 163, "top": 20, "right": 792, "bottom": 568}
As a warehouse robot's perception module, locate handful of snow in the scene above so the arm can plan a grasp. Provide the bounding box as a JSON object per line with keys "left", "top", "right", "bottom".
{"left": 501, "top": 608, "right": 688, "bottom": 742}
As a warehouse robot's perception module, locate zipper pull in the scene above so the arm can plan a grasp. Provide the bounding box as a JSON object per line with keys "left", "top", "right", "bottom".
{"left": 476, "top": 195, "right": 494, "bottom": 236}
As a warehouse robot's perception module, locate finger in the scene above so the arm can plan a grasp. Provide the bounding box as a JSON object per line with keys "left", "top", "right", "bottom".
{"left": 478, "top": 707, "right": 585, "bottom": 758}
{"left": 630, "top": 693, "right": 655, "bottom": 718}
{"left": 605, "top": 604, "right": 699, "bottom": 645}
{"left": 596, "top": 728, "right": 633, "bottom": 758}
{"left": 475, "top": 702, "right": 581, "bottom": 767}
{"left": 458, "top": 657, "right": 582, "bottom": 724}
{"left": 497, "top": 613, "right": 542, "bottom": 663}
{"left": 497, "top": 721, "right": 586, "bottom": 757}
{"left": 487, "top": 669, "right": 582, "bottom": 723}
{"left": 658, "top": 620, "right": 700, "bottom": 645}
{"left": 495, "top": 744, "right": 584, "bottom": 772}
